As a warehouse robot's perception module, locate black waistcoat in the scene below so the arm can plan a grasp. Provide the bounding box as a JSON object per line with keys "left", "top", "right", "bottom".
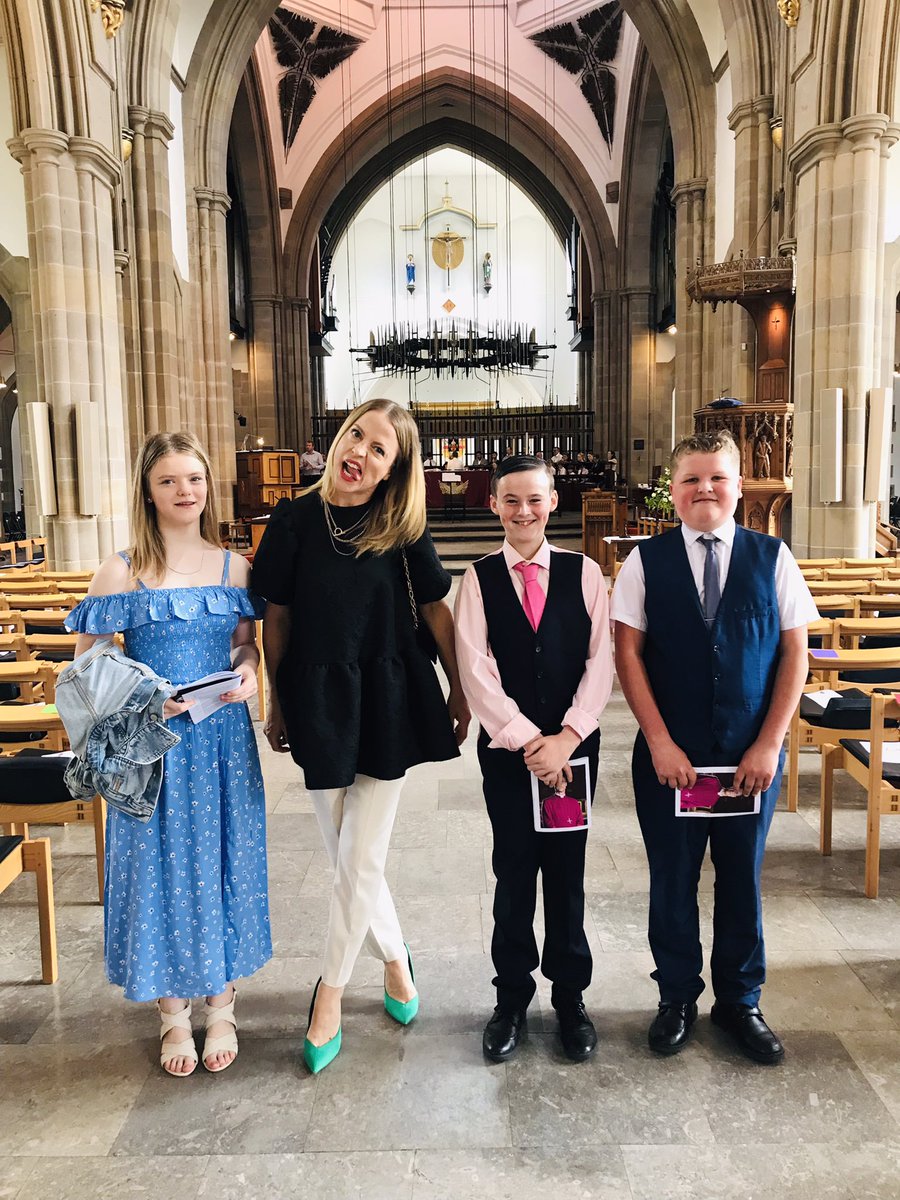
{"left": 473, "top": 550, "right": 592, "bottom": 740}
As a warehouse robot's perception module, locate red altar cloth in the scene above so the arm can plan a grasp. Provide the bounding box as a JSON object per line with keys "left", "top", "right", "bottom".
{"left": 424, "top": 470, "right": 491, "bottom": 508}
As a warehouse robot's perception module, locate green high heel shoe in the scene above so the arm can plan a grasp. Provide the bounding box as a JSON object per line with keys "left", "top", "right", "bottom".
{"left": 384, "top": 944, "right": 419, "bottom": 1026}
{"left": 303, "top": 978, "right": 342, "bottom": 1074}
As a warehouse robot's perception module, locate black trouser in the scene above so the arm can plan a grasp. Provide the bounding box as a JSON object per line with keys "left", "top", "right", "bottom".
{"left": 478, "top": 731, "right": 599, "bottom": 1012}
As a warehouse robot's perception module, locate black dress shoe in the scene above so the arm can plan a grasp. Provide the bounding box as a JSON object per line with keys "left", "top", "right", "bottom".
{"left": 555, "top": 1000, "right": 598, "bottom": 1062}
{"left": 483, "top": 1006, "right": 526, "bottom": 1062}
{"left": 711, "top": 1002, "right": 785, "bottom": 1064}
{"left": 648, "top": 1001, "right": 698, "bottom": 1055}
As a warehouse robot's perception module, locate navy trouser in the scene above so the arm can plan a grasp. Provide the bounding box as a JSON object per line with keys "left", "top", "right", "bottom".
{"left": 632, "top": 735, "right": 781, "bottom": 1007}
{"left": 479, "top": 731, "right": 599, "bottom": 1012}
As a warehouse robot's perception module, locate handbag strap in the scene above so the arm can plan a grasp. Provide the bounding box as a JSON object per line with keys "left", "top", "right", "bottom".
{"left": 401, "top": 547, "right": 419, "bottom": 630}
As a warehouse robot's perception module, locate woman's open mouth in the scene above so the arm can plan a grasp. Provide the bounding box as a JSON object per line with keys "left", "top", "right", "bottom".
{"left": 340, "top": 460, "right": 363, "bottom": 483}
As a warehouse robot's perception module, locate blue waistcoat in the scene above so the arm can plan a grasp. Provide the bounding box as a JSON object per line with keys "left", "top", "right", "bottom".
{"left": 473, "top": 550, "right": 592, "bottom": 739}
{"left": 639, "top": 525, "right": 781, "bottom": 763}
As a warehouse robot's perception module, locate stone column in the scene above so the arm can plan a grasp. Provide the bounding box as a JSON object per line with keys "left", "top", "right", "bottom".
{"left": 248, "top": 293, "right": 282, "bottom": 446}
{"left": 9, "top": 130, "right": 129, "bottom": 567}
{"left": 788, "top": 116, "right": 899, "bottom": 555}
{"left": 671, "top": 179, "right": 708, "bottom": 433}
{"left": 591, "top": 291, "right": 613, "bottom": 456}
{"left": 194, "top": 187, "right": 236, "bottom": 515}
{"left": 128, "top": 106, "right": 181, "bottom": 435}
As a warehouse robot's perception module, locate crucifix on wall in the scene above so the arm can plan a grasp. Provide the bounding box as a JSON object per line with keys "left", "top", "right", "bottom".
{"left": 430, "top": 225, "right": 467, "bottom": 287}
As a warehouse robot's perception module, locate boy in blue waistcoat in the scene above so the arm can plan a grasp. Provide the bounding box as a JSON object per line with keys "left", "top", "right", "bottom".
{"left": 612, "top": 431, "right": 816, "bottom": 1063}
{"left": 455, "top": 456, "right": 613, "bottom": 1063}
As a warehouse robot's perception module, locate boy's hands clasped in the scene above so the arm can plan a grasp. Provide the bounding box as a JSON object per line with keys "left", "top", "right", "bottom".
{"left": 523, "top": 727, "right": 581, "bottom": 790}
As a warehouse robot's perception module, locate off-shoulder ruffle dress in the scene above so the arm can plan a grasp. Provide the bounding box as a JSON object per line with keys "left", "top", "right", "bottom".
{"left": 66, "top": 552, "right": 272, "bottom": 1001}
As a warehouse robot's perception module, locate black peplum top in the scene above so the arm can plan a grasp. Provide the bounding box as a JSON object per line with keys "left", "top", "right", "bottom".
{"left": 251, "top": 492, "right": 459, "bottom": 790}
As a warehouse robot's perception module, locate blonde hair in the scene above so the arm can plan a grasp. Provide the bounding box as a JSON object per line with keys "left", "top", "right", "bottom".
{"left": 128, "top": 431, "right": 222, "bottom": 581}
{"left": 307, "top": 398, "right": 426, "bottom": 555}
{"left": 670, "top": 429, "right": 741, "bottom": 473}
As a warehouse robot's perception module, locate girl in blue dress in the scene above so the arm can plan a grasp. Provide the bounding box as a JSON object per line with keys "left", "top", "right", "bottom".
{"left": 67, "top": 432, "right": 271, "bottom": 1077}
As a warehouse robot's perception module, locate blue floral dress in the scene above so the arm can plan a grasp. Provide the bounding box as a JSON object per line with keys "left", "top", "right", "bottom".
{"left": 66, "top": 551, "right": 272, "bottom": 1001}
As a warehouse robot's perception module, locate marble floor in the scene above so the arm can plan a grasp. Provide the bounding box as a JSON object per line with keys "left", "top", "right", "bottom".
{"left": 3, "top": 674, "right": 900, "bottom": 1199}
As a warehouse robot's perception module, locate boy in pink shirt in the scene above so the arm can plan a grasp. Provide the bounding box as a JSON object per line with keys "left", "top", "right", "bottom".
{"left": 455, "top": 456, "right": 613, "bottom": 1062}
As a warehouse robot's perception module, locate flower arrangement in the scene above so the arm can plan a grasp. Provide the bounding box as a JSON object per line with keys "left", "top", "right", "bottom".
{"left": 646, "top": 468, "right": 674, "bottom": 520}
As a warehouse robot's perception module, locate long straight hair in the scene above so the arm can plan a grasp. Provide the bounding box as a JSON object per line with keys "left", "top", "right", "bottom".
{"left": 128, "top": 431, "right": 222, "bottom": 581}
{"left": 310, "top": 398, "right": 426, "bottom": 555}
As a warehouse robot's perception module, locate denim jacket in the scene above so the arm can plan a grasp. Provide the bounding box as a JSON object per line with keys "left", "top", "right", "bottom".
{"left": 56, "top": 639, "right": 180, "bottom": 822}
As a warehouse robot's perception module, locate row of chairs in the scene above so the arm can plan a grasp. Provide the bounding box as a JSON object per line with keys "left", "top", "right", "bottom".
{"left": 787, "top": 635, "right": 900, "bottom": 898}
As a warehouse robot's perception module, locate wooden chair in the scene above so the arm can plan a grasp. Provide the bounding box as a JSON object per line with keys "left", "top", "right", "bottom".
{"left": 800, "top": 567, "right": 825, "bottom": 581}
{"left": 832, "top": 617, "right": 900, "bottom": 651}
{"left": 15, "top": 609, "right": 72, "bottom": 634}
{"left": 807, "top": 579, "right": 873, "bottom": 597}
{"left": 869, "top": 580, "right": 900, "bottom": 595}
{"left": 25, "top": 633, "right": 79, "bottom": 661}
{"left": 0, "top": 755, "right": 106, "bottom": 905}
{"left": 0, "top": 579, "right": 55, "bottom": 595}
{"left": 786, "top": 644, "right": 900, "bottom": 811}
{"left": 843, "top": 558, "right": 894, "bottom": 570}
{"left": 856, "top": 595, "right": 900, "bottom": 617}
{"left": 807, "top": 594, "right": 863, "bottom": 618}
{"left": 823, "top": 693, "right": 900, "bottom": 897}
{"left": 1, "top": 593, "right": 77, "bottom": 612}
{"left": 0, "top": 834, "right": 57, "bottom": 982}
{"left": 795, "top": 557, "right": 842, "bottom": 569}
{"left": 0, "top": 661, "right": 57, "bottom": 704}
{"left": 824, "top": 566, "right": 883, "bottom": 581}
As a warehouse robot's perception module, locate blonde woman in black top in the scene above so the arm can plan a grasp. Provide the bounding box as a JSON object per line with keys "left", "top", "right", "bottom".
{"left": 253, "top": 399, "right": 469, "bottom": 1073}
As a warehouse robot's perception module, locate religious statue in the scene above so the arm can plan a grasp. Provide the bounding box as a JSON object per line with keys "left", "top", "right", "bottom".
{"left": 753, "top": 418, "right": 774, "bottom": 480}
{"left": 482, "top": 251, "right": 493, "bottom": 292}
{"left": 430, "top": 226, "right": 466, "bottom": 285}
{"left": 785, "top": 417, "right": 794, "bottom": 478}
{"left": 406, "top": 254, "right": 416, "bottom": 292}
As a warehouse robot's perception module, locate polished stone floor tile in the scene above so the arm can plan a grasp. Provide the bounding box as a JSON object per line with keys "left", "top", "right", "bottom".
{"left": 808, "top": 895, "right": 900, "bottom": 950}
{"left": 200, "top": 1152, "right": 415, "bottom": 1200}
{"left": 507, "top": 1034, "right": 715, "bottom": 1147}
{"left": 412, "top": 1147, "right": 634, "bottom": 1200}
{"left": 111, "top": 1037, "right": 314, "bottom": 1156}
{"left": 839, "top": 1031, "right": 900, "bottom": 1123}
{"left": 685, "top": 1029, "right": 900, "bottom": 1144}
{"left": 0, "top": 1043, "right": 153, "bottom": 1156}
{"left": 840, "top": 951, "right": 900, "bottom": 1027}
{"left": 12, "top": 1155, "right": 208, "bottom": 1200}
{"left": 760, "top": 951, "right": 897, "bottom": 1032}
{"left": 0, "top": 1155, "right": 36, "bottom": 1199}
{"left": 621, "top": 1143, "right": 854, "bottom": 1200}
{"left": 304, "top": 1031, "right": 510, "bottom": 1151}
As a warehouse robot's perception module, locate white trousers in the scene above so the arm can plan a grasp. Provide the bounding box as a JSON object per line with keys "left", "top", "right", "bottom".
{"left": 310, "top": 773, "right": 407, "bottom": 988}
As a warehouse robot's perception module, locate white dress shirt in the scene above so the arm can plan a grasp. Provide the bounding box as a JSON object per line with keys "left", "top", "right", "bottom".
{"left": 610, "top": 518, "right": 820, "bottom": 632}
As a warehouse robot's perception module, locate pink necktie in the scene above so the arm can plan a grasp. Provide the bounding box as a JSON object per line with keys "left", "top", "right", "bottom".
{"left": 514, "top": 561, "right": 546, "bottom": 632}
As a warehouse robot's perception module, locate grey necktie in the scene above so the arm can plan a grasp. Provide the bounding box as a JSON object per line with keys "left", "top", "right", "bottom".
{"left": 702, "top": 535, "right": 721, "bottom": 626}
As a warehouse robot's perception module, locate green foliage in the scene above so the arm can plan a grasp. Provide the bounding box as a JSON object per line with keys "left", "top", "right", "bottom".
{"left": 646, "top": 467, "right": 674, "bottom": 519}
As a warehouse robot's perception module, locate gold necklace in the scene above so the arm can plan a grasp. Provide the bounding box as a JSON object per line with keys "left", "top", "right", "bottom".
{"left": 165, "top": 549, "right": 206, "bottom": 575}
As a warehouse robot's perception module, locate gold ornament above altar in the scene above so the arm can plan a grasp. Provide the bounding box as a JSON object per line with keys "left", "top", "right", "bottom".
{"left": 777, "top": 0, "right": 800, "bottom": 27}
{"left": 90, "top": 0, "right": 126, "bottom": 38}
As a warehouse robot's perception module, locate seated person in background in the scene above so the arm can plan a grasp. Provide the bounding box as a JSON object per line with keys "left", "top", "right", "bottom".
{"left": 488, "top": 453, "right": 499, "bottom": 472}
{"left": 444, "top": 454, "right": 465, "bottom": 470}
{"left": 472, "top": 452, "right": 488, "bottom": 469}
{"left": 422, "top": 453, "right": 438, "bottom": 469}
{"left": 550, "top": 446, "right": 565, "bottom": 466}
{"left": 300, "top": 440, "right": 325, "bottom": 485}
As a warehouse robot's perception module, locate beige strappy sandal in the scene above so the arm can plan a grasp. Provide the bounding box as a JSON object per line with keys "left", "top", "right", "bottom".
{"left": 157, "top": 999, "right": 198, "bottom": 1077}
{"left": 202, "top": 989, "right": 238, "bottom": 1073}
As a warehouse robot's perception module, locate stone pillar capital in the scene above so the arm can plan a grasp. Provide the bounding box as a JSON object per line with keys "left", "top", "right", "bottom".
{"left": 194, "top": 187, "right": 231, "bottom": 215}
{"left": 9, "top": 128, "right": 69, "bottom": 164}
{"left": 114, "top": 250, "right": 130, "bottom": 275}
{"left": 787, "top": 122, "right": 843, "bottom": 175}
{"left": 670, "top": 178, "right": 707, "bottom": 205}
{"left": 842, "top": 112, "right": 891, "bottom": 149}
{"left": 68, "top": 137, "right": 121, "bottom": 188}
{"left": 128, "top": 106, "right": 175, "bottom": 144}
{"left": 728, "top": 97, "right": 774, "bottom": 134}
{"left": 287, "top": 296, "right": 312, "bottom": 313}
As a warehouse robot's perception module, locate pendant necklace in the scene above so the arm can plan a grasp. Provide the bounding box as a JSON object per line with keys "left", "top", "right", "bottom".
{"left": 323, "top": 500, "right": 369, "bottom": 556}
{"left": 165, "top": 549, "right": 206, "bottom": 575}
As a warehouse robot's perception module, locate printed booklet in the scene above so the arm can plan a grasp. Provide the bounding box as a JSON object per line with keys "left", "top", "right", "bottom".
{"left": 531, "top": 757, "right": 592, "bottom": 833}
{"left": 675, "top": 767, "right": 761, "bottom": 817}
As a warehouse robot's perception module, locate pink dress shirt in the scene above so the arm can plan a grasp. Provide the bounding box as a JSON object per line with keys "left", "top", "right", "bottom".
{"left": 454, "top": 539, "right": 614, "bottom": 751}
